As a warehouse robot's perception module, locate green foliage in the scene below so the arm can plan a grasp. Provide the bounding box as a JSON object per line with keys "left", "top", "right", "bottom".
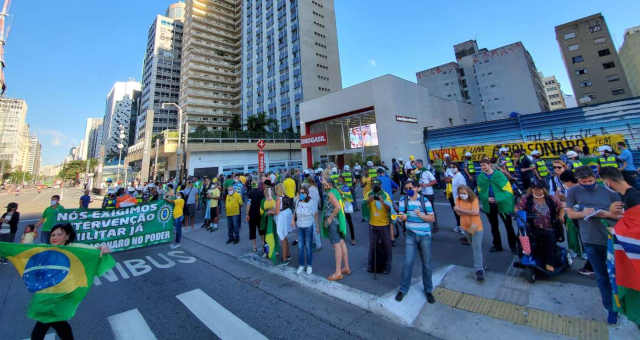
{"left": 2, "top": 170, "right": 32, "bottom": 184}
{"left": 58, "top": 160, "right": 96, "bottom": 180}
{"left": 229, "top": 114, "right": 242, "bottom": 131}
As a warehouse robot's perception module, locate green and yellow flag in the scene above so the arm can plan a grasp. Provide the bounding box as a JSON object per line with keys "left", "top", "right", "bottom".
{"left": 477, "top": 170, "right": 515, "bottom": 214}
{"left": 260, "top": 198, "right": 280, "bottom": 265}
{"left": 0, "top": 242, "right": 115, "bottom": 323}
{"left": 322, "top": 188, "right": 348, "bottom": 239}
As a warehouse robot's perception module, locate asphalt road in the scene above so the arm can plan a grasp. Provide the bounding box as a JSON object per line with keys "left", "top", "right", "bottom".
{"left": 0, "top": 187, "right": 433, "bottom": 340}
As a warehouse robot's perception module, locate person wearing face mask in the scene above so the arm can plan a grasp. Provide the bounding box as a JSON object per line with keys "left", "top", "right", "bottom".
{"left": 225, "top": 186, "right": 244, "bottom": 244}
{"left": 34, "top": 195, "right": 65, "bottom": 244}
{"left": 447, "top": 163, "right": 467, "bottom": 234}
{"left": 292, "top": 186, "right": 316, "bottom": 274}
{"left": 566, "top": 166, "right": 622, "bottom": 324}
{"left": 454, "top": 185, "right": 485, "bottom": 281}
{"left": 367, "top": 178, "right": 394, "bottom": 274}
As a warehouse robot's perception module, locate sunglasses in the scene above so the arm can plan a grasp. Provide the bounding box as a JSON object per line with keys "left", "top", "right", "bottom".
{"left": 553, "top": 166, "right": 564, "bottom": 169}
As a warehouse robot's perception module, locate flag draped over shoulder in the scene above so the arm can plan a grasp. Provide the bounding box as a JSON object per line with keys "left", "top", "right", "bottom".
{"left": 260, "top": 198, "right": 280, "bottom": 265}
{"left": 612, "top": 206, "right": 640, "bottom": 325}
{"left": 321, "top": 188, "right": 347, "bottom": 239}
{"left": 0, "top": 242, "right": 115, "bottom": 323}
{"left": 477, "top": 171, "right": 514, "bottom": 214}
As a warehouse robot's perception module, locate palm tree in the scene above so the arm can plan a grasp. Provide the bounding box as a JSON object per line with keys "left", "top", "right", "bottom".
{"left": 229, "top": 114, "right": 242, "bottom": 131}
{"left": 246, "top": 112, "right": 277, "bottom": 133}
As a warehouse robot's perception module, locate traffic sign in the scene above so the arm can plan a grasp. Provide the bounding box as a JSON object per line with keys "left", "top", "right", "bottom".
{"left": 258, "top": 151, "right": 265, "bottom": 173}
{"left": 257, "top": 139, "right": 266, "bottom": 150}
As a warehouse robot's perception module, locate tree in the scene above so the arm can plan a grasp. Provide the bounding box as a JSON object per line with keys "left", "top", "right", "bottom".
{"left": 192, "top": 125, "right": 209, "bottom": 138}
{"left": 4, "top": 170, "right": 32, "bottom": 184}
{"left": 229, "top": 114, "right": 242, "bottom": 131}
{"left": 246, "top": 112, "right": 277, "bottom": 133}
{"left": 58, "top": 160, "right": 94, "bottom": 181}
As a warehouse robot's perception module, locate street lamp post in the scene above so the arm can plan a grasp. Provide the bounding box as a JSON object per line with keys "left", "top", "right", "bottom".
{"left": 115, "top": 124, "right": 126, "bottom": 185}
{"left": 161, "top": 102, "right": 184, "bottom": 182}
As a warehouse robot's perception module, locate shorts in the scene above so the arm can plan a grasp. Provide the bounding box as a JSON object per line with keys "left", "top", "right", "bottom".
{"left": 209, "top": 206, "right": 218, "bottom": 220}
{"left": 249, "top": 217, "right": 264, "bottom": 240}
{"left": 327, "top": 220, "right": 343, "bottom": 245}
{"left": 186, "top": 204, "right": 196, "bottom": 217}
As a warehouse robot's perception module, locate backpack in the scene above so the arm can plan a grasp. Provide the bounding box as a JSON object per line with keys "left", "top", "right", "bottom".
{"left": 403, "top": 194, "right": 429, "bottom": 215}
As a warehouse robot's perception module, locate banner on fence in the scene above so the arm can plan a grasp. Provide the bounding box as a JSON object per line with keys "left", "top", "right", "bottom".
{"left": 54, "top": 201, "right": 174, "bottom": 252}
{"left": 429, "top": 134, "right": 625, "bottom": 162}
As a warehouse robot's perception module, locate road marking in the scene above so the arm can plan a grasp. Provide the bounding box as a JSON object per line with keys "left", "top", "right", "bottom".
{"left": 108, "top": 308, "right": 157, "bottom": 340}
{"left": 19, "top": 218, "right": 41, "bottom": 223}
{"left": 177, "top": 288, "right": 268, "bottom": 340}
{"left": 23, "top": 333, "right": 55, "bottom": 340}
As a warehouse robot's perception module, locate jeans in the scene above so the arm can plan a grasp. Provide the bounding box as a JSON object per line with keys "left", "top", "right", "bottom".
{"left": 313, "top": 222, "right": 322, "bottom": 249}
{"left": 227, "top": 215, "right": 241, "bottom": 241}
{"left": 40, "top": 231, "right": 50, "bottom": 244}
{"left": 32, "top": 321, "right": 73, "bottom": 340}
{"left": 467, "top": 230, "right": 484, "bottom": 271}
{"left": 584, "top": 244, "right": 613, "bottom": 312}
{"left": 368, "top": 225, "right": 392, "bottom": 271}
{"left": 400, "top": 231, "right": 433, "bottom": 294}
{"left": 486, "top": 202, "right": 516, "bottom": 251}
{"left": 297, "top": 227, "right": 313, "bottom": 266}
{"left": 174, "top": 216, "right": 184, "bottom": 243}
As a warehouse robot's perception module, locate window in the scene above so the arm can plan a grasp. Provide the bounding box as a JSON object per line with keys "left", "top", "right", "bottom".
{"left": 603, "top": 62, "right": 615, "bottom": 69}
{"left": 598, "top": 49, "right": 611, "bottom": 57}
{"left": 568, "top": 44, "right": 579, "bottom": 51}
{"left": 575, "top": 68, "right": 588, "bottom": 75}
{"left": 594, "top": 37, "right": 606, "bottom": 44}
{"left": 612, "top": 89, "right": 625, "bottom": 96}
{"left": 589, "top": 24, "right": 601, "bottom": 33}
{"left": 607, "top": 74, "right": 620, "bottom": 82}
{"left": 564, "top": 32, "right": 576, "bottom": 40}
{"left": 579, "top": 81, "right": 592, "bottom": 88}
{"left": 572, "top": 56, "right": 584, "bottom": 64}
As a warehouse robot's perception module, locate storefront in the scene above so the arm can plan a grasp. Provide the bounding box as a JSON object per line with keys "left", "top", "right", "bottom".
{"left": 300, "top": 74, "right": 477, "bottom": 169}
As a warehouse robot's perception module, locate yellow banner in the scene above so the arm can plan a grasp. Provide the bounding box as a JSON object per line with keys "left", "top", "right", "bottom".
{"left": 429, "top": 134, "right": 625, "bottom": 162}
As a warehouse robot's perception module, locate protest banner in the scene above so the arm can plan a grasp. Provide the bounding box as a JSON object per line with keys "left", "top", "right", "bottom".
{"left": 429, "top": 134, "right": 625, "bottom": 162}
{"left": 54, "top": 201, "right": 174, "bottom": 252}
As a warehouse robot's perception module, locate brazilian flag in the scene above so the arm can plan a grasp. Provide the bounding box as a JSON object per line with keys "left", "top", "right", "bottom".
{"left": 321, "top": 188, "right": 348, "bottom": 239}
{"left": 260, "top": 198, "right": 280, "bottom": 265}
{"left": 477, "top": 170, "right": 515, "bottom": 214}
{"left": 0, "top": 242, "right": 115, "bottom": 323}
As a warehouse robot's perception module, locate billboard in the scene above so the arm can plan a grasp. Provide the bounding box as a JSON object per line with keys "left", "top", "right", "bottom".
{"left": 349, "top": 124, "right": 378, "bottom": 148}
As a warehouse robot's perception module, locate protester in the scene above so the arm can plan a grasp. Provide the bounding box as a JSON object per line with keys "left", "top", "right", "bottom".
{"left": 549, "top": 160, "right": 568, "bottom": 200}
{"left": 274, "top": 183, "right": 293, "bottom": 263}
{"left": 293, "top": 185, "right": 315, "bottom": 274}
{"left": 1, "top": 202, "right": 19, "bottom": 244}
{"left": 396, "top": 179, "right": 436, "bottom": 302}
{"left": 205, "top": 180, "right": 221, "bottom": 231}
{"left": 182, "top": 181, "right": 198, "bottom": 231}
{"left": 247, "top": 180, "right": 265, "bottom": 252}
{"left": 447, "top": 163, "right": 467, "bottom": 234}
{"left": 35, "top": 195, "right": 64, "bottom": 244}
{"left": 376, "top": 167, "right": 398, "bottom": 197}
{"left": 165, "top": 192, "right": 185, "bottom": 249}
{"left": 454, "top": 185, "right": 485, "bottom": 281}
{"left": 415, "top": 159, "right": 438, "bottom": 231}
{"left": 337, "top": 177, "right": 357, "bottom": 246}
{"left": 566, "top": 150, "right": 584, "bottom": 171}
{"left": 559, "top": 171, "right": 594, "bottom": 276}
{"left": 21, "top": 224, "right": 37, "bottom": 244}
{"left": 115, "top": 187, "right": 137, "bottom": 208}
{"left": 566, "top": 166, "right": 622, "bottom": 324}
{"left": 79, "top": 190, "right": 92, "bottom": 209}
{"left": 367, "top": 178, "right": 393, "bottom": 274}
{"left": 283, "top": 174, "right": 296, "bottom": 199}
{"left": 600, "top": 167, "right": 640, "bottom": 211}
{"left": 322, "top": 172, "right": 351, "bottom": 281}
{"left": 477, "top": 158, "right": 517, "bottom": 253}
{"left": 617, "top": 141, "right": 638, "bottom": 188}
{"left": 225, "top": 185, "right": 243, "bottom": 244}
{"left": 306, "top": 176, "right": 323, "bottom": 251}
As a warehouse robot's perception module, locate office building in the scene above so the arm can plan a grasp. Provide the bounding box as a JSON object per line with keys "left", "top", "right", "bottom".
{"left": 619, "top": 26, "right": 640, "bottom": 97}
{"left": 81, "top": 117, "right": 103, "bottom": 160}
{"left": 179, "top": 0, "right": 242, "bottom": 132}
{"left": 135, "top": 2, "right": 185, "bottom": 143}
{"left": 555, "top": 13, "right": 632, "bottom": 106}
{"left": 417, "top": 40, "right": 548, "bottom": 121}
{"left": 0, "top": 98, "right": 28, "bottom": 170}
{"left": 27, "top": 135, "right": 41, "bottom": 176}
{"left": 102, "top": 80, "right": 142, "bottom": 160}
{"left": 539, "top": 73, "right": 567, "bottom": 110}
{"left": 563, "top": 93, "right": 577, "bottom": 108}
{"left": 242, "top": 0, "right": 342, "bottom": 131}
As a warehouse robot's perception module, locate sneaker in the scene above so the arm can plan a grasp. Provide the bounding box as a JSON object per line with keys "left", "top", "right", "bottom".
{"left": 395, "top": 292, "right": 405, "bottom": 302}
{"left": 426, "top": 293, "right": 436, "bottom": 304}
{"left": 607, "top": 311, "right": 618, "bottom": 325}
{"left": 476, "top": 270, "right": 485, "bottom": 282}
{"left": 578, "top": 267, "right": 595, "bottom": 276}
{"left": 296, "top": 266, "right": 304, "bottom": 275}
{"left": 453, "top": 226, "right": 462, "bottom": 233}
{"left": 306, "top": 266, "right": 312, "bottom": 275}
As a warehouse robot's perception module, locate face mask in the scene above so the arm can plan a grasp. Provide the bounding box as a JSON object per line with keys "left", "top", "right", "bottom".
{"left": 581, "top": 183, "right": 596, "bottom": 191}
{"left": 228, "top": 189, "right": 234, "bottom": 195}
{"left": 450, "top": 168, "right": 458, "bottom": 174}
{"left": 299, "top": 193, "right": 307, "bottom": 201}
{"left": 406, "top": 189, "right": 415, "bottom": 197}
{"left": 373, "top": 185, "right": 381, "bottom": 193}
{"left": 533, "top": 192, "right": 545, "bottom": 199}
{"left": 50, "top": 200, "right": 58, "bottom": 206}
{"left": 459, "top": 193, "right": 469, "bottom": 200}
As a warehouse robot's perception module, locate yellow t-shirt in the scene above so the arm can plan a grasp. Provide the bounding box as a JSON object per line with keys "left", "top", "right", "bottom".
{"left": 283, "top": 178, "right": 296, "bottom": 199}
{"left": 208, "top": 187, "right": 221, "bottom": 207}
{"left": 239, "top": 175, "right": 247, "bottom": 184}
{"left": 361, "top": 177, "right": 372, "bottom": 198}
{"left": 173, "top": 198, "right": 185, "bottom": 218}
{"left": 261, "top": 198, "right": 276, "bottom": 215}
{"left": 226, "top": 192, "right": 243, "bottom": 216}
{"left": 368, "top": 192, "right": 391, "bottom": 227}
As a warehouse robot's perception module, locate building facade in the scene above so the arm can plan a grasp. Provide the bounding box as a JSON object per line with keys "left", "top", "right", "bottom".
{"left": 102, "top": 80, "right": 142, "bottom": 159}
{"left": 0, "top": 98, "right": 28, "bottom": 170}
{"left": 555, "top": 13, "right": 632, "bottom": 106}
{"left": 81, "top": 117, "right": 103, "bottom": 160}
{"left": 179, "top": 0, "right": 242, "bottom": 132}
{"left": 540, "top": 73, "right": 567, "bottom": 110}
{"left": 135, "top": 2, "right": 185, "bottom": 143}
{"left": 242, "top": 0, "right": 342, "bottom": 132}
{"left": 27, "top": 135, "right": 41, "bottom": 176}
{"left": 417, "top": 40, "right": 548, "bottom": 121}
{"left": 619, "top": 26, "right": 640, "bottom": 97}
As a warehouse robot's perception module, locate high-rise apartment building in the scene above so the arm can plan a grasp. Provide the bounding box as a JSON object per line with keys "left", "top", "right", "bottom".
{"left": 135, "top": 2, "right": 185, "bottom": 143}
{"left": 417, "top": 40, "right": 548, "bottom": 121}
{"left": 102, "top": 80, "right": 141, "bottom": 159}
{"left": 19, "top": 123, "right": 31, "bottom": 171}
{"left": 0, "top": 98, "right": 28, "bottom": 170}
{"left": 242, "top": 0, "right": 342, "bottom": 131}
{"left": 179, "top": 0, "right": 242, "bottom": 132}
{"left": 27, "top": 135, "right": 41, "bottom": 176}
{"left": 539, "top": 73, "right": 567, "bottom": 111}
{"left": 619, "top": 26, "right": 640, "bottom": 97}
{"left": 555, "top": 13, "right": 632, "bottom": 106}
{"left": 81, "top": 117, "right": 103, "bottom": 160}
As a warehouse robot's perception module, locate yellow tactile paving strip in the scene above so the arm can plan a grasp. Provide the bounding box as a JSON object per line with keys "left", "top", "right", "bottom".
{"left": 433, "top": 287, "right": 609, "bottom": 340}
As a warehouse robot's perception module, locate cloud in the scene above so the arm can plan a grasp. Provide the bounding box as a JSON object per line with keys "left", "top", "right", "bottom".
{"left": 368, "top": 59, "right": 377, "bottom": 67}
{"left": 40, "top": 129, "right": 67, "bottom": 146}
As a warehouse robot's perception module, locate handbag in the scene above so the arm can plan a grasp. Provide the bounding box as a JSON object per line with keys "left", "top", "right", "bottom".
{"left": 344, "top": 201, "right": 354, "bottom": 214}
{"left": 519, "top": 230, "right": 531, "bottom": 255}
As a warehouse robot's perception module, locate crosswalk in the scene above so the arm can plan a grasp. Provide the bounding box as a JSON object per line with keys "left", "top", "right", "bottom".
{"left": 22, "top": 289, "right": 267, "bottom": 340}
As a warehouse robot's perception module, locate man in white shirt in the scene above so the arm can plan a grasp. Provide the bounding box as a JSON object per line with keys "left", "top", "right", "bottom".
{"left": 415, "top": 159, "right": 438, "bottom": 230}
{"left": 447, "top": 163, "right": 467, "bottom": 233}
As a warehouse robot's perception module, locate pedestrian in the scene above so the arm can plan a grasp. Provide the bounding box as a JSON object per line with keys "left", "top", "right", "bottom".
{"left": 79, "top": 189, "right": 92, "bottom": 209}
{"left": 366, "top": 178, "right": 393, "bottom": 274}
{"left": 225, "top": 185, "right": 243, "bottom": 244}
{"left": 246, "top": 180, "right": 265, "bottom": 252}
{"left": 395, "top": 179, "right": 436, "bottom": 303}
{"left": 414, "top": 159, "right": 438, "bottom": 230}
{"left": 1, "top": 202, "right": 19, "bottom": 263}
{"left": 293, "top": 185, "right": 315, "bottom": 274}
{"left": 514, "top": 149, "right": 535, "bottom": 192}
{"left": 274, "top": 183, "right": 293, "bottom": 263}
{"left": 337, "top": 176, "right": 357, "bottom": 245}
{"left": 549, "top": 160, "right": 568, "bottom": 200}
{"left": 20, "top": 224, "right": 37, "bottom": 244}
{"left": 559, "top": 170, "right": 594, "bottom": 276}
{"left": 321, "top": 172, "right": 351, "bottom": 281}
{"left": 306, "top": 175, "right": 323, "bottom": 251}
{"left": 477, "top": 158, "right": 517, "bottom": 253}
{"left": 34, "top": 195, "right": 64, "bottom": 244}
{"left": 376, "top": 167, "right": 398, "bottom": 197}
{"left": 600, "top": 167, "right": 640, "bottom": 211}
{"left": 205, "top": 180, "right": 221, "bottom": 231}
{"left": 181, "top": 181, "right": 197, "bottom": 231}
{"left": 566, "top": 166, "right": 622, "bottom": 324}
{"left": 616, "top": 141, "right": 638, "bottom": 188}
{"left": 165, "top": 192, "right": 185, "bottom": 249}
{"left": 447, "top": 163, "right": 467, "bottom": 234}
{"left": 454, "top": 185, "right": 485, "bottom": 281}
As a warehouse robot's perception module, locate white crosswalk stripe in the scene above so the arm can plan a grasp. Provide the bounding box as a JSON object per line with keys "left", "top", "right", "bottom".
{"left": 108, "top": 308, "right": 157, "bottom": 340}
{"left": 177, "top": 288, "right": 268, "bottom": 340}
{"left": 22, "top": 332, "right": 55, "bottom": 340}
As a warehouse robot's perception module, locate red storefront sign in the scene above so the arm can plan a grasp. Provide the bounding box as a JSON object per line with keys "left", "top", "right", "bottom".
{"left": 300, "top": 132, "right": 328, "bottom": 148}
{"left": 258, "top": 151, "right": 265, "bottom": 173}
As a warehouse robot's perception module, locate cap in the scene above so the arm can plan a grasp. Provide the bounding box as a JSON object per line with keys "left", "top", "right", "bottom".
{"left": 127, "top": 186, "right": 135, "bottom": 192}
{"left": 465, "top": 151, "right": 472, "bottom": 157}
{"left": 331, "top": 167, "right": 338, "bottom": 174}
{"left": 409, "top": 155, "right": 415, "bottom": 161}
{"left": 499, "top": 147, "right": 509, "bottom": 153}
{"left": 303, "top": 169, "right": 311, "bottom": 175}
{"left": 343, "top": 165, "right": 350, "bottom": 171}
{"left": 566, "top": 151, "right": 578, "bottom": 158}
{"left": 366, "top": 161, "right": 374, "bottom": 167}
{"left": 398, "top": 158, "right": 403, "bottom": 162}
{"left": 531, "top": 150, "right": 541, "bottom": 156}
{"left": 598, "top": 145, "right": 612, "bottom": 152}
{"left": 315, "top": 167, "right": 323, "bottom": 173}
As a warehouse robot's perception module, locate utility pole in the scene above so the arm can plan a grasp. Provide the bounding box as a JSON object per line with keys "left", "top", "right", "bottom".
{"left": 115, "top": 124, "right": 126, "bottom": 185}
{"left": 154, "top": 138, "right": 159, "bottom": 181}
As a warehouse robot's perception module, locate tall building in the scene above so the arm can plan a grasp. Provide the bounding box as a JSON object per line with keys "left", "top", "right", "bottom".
{"left": 563, "top": 93, "right": 578, "bottom": 108}
{"left": 619, "top": 26, "right": 640, "bottom": 97}
{"left": 27, "top": 135, "right": 41, "bottom": 176}
{"left": 81, "top": 117, "right": 103, "bottom": 160}
{"left": 128, "top": 90, "right": 141, "bottom": 146}
{"left": 102, "top": 80, "right": 141, "bottom": 159}
{"left": 555, "top": 13, "right": 632, "bottom": 106}
{"left": 0, "top": 98, "right": 28, "bottom": 170}
{"left": 539, "top": 73, "right": 567, "bottom": 110}
{"left": 19, "top": 123, "right": 31, "bottom": 171}
{"left": 135, "top": 2, "right": 185, "bottom": 143}
{"left": 417, "top": 40, "right": 548, "bottom": 121}
{"left": 179, "top": 0, "right": 242, "bottom": 132}
{"left": 242, "top": 0, "right": 342, "bottom": 131}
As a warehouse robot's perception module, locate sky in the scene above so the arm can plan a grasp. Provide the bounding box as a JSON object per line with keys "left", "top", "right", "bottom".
{"left": 5, "top": 0, "right": 640, "bottom": 166}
